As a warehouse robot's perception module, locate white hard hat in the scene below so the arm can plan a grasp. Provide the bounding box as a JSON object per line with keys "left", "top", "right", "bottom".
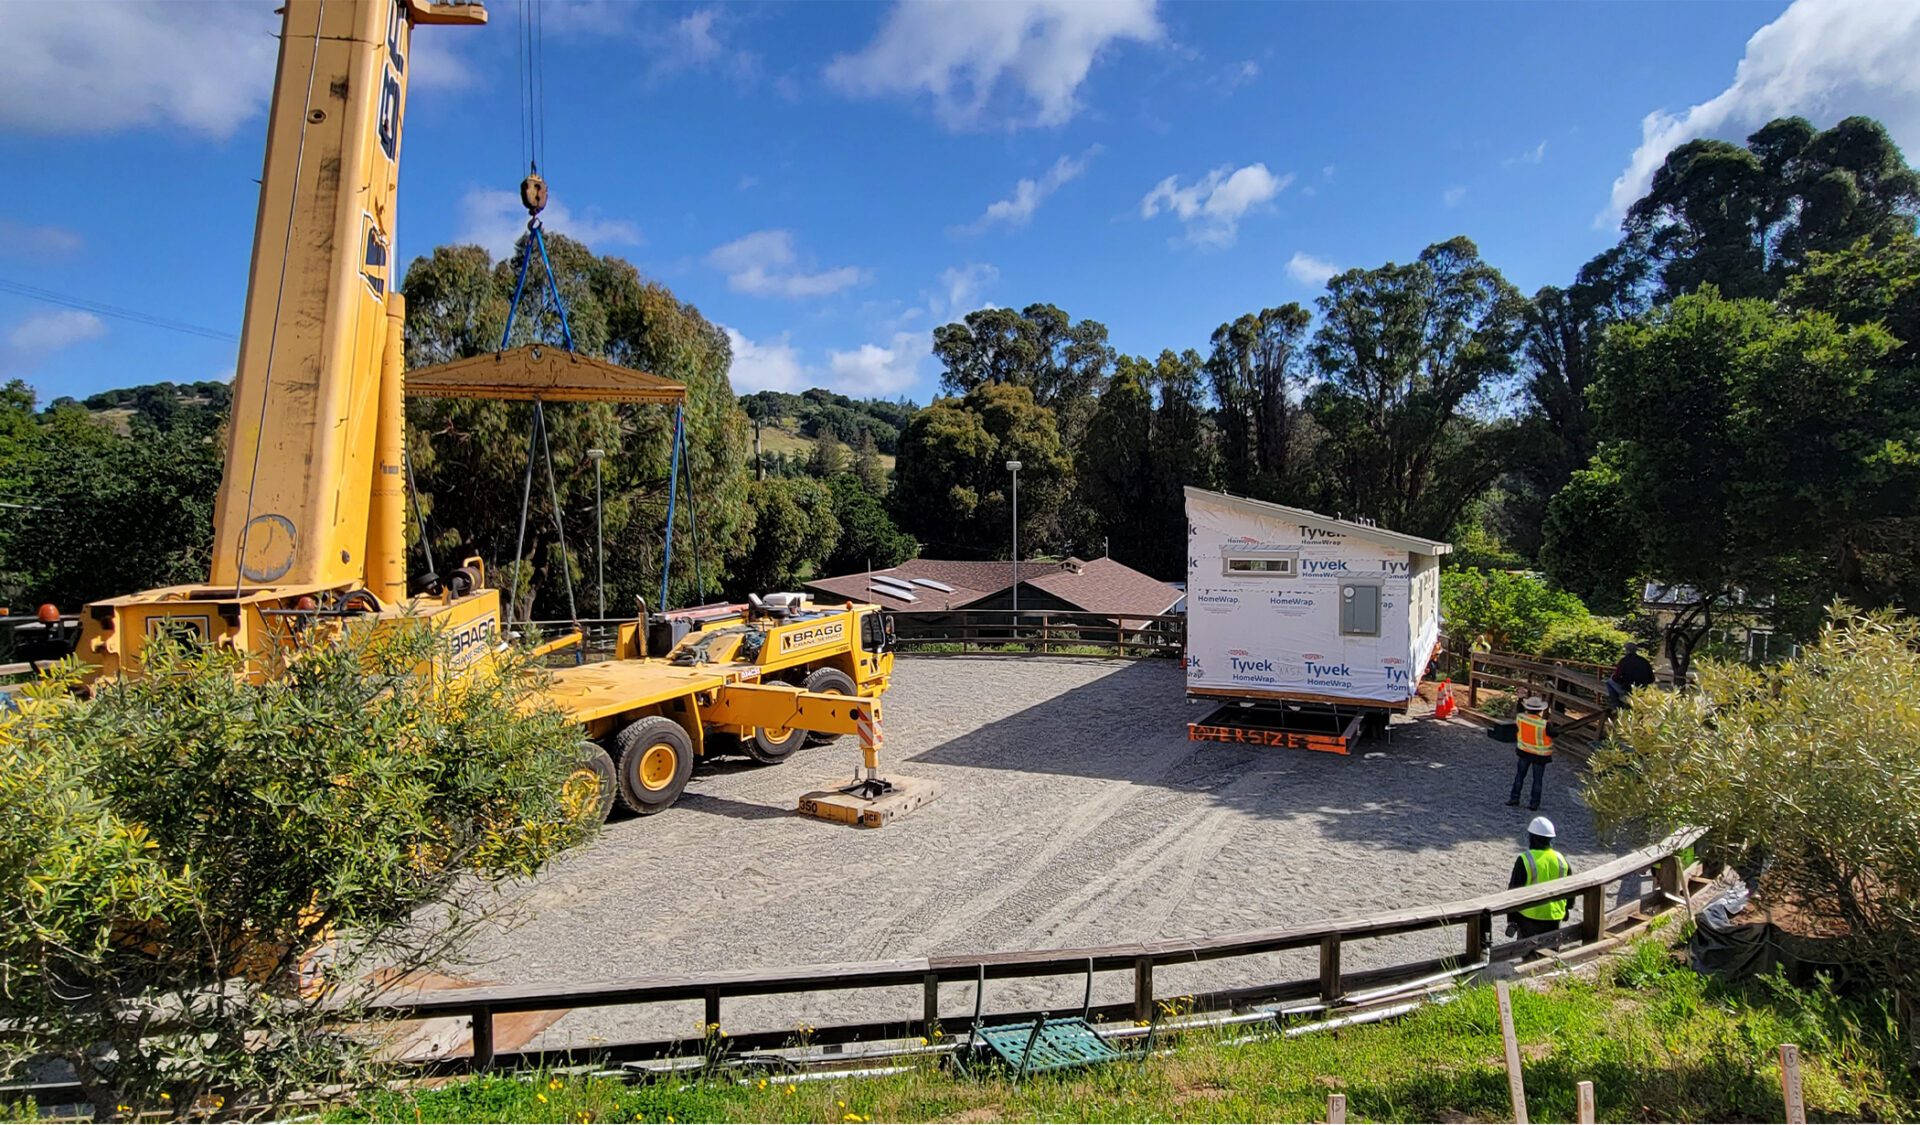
{"left": 1523, "top": 696, "right": 1548, "bottom": 713}
{"left": 1528, "top": 815, "right": 1556, "bottom": 838}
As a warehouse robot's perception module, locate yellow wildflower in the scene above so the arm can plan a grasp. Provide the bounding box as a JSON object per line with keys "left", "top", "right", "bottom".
{"left": 537, "top": 1093, "right": 548, "bottom": 1104}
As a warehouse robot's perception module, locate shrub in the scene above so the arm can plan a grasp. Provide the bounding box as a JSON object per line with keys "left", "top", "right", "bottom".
{"left": 1440, "top": 567, "right": 1590, "bottom": 654}
{"left": 1539, "top": 617, "right": 1633, "bottom": 666}
{"left": 1584, "top": 609, "right": 1920, "bottom": 1046}
{"left": 0, "top": 623, "right": 590, "bottom": 1120}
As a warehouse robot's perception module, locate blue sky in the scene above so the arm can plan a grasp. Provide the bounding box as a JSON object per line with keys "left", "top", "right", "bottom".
{"left": 3, "top": 0, "right": 1917, "bottom": 405}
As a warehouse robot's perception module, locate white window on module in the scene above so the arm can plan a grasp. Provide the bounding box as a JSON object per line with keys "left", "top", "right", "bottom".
{"left": 1222, "top": 551, "right": 1298, "bottom": 578}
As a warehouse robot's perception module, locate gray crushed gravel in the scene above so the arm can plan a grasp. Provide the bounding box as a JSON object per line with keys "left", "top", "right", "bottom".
{"left": 452, "top": 655, "right": 1631, "bottom": 1051}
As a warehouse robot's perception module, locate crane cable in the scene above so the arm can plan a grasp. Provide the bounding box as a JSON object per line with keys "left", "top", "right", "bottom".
{"left": 231, "top": 0, "right": 327, "bottom": 598}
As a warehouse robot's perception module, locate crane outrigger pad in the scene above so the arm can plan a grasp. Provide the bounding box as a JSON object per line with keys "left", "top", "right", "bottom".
{"left": 797, "top": 774, "right": 940, "bottom": 828}
{"left": 404, "top": 345, "right": 687, "bottom": 403}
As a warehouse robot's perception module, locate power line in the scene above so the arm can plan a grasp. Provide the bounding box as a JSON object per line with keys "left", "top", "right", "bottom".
{"left": 0, "top": 278, "right": 237, "bottom": 343}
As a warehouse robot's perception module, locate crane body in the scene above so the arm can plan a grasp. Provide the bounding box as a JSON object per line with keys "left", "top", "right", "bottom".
{"left": 65, "top": 0, "right": 930, "bottom": 828}
{"left": 77, "top": 0, "right": 497, "bottom": 680}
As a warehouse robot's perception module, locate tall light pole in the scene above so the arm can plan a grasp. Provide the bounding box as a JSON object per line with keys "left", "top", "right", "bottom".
{"left": 1006, "top": 459, "right": 1021, "bottom": 616}
{"left": 586, "top": 447, "right": 606, "bottom": 620}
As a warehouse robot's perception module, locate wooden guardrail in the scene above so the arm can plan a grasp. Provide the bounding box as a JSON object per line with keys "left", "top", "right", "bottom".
{"left": 1446, "top": 650, "right": 1620, "bottom": 754}
{"left": 890, "top": 609, "right": 1184, "bottom": 658}
{"left": 357, "top": 828, "right": 1700, "bottom": 1074}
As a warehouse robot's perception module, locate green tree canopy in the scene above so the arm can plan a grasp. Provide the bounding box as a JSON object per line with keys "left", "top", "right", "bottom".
{"left": 401, "top": 235, "right": 749, "bottom": 618}
{"left": 891, "top": 383, "right": 1072, "bottom": 559}
{"left": 1592, "top": 286, "right": 1907, "bottom": 672}
{"left": 1205, "top": 304, "right": 1315, "bottom": 498}
{"left": 735, "top": 476, "right": 840, "bottom": 594}
{"left": 1626, "top": 116, "right": 1920, "bottom": 301}
{"left": 1307, "top": 237, "right": 1528, "bottom": 538}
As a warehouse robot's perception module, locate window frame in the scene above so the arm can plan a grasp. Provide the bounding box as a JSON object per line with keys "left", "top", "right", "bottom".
{"left": 1221, "top": 550, "right": 1299, "bottom": 579}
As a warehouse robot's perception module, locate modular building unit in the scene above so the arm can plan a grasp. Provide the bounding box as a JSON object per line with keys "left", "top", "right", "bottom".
{"left": 1184, "top": 487, "right": 1451, "bottom": 714}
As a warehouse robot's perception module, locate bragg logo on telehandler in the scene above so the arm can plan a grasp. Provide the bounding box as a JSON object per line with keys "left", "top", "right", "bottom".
{"left": 779, "top": 620, "right": 845, "bottom": 655}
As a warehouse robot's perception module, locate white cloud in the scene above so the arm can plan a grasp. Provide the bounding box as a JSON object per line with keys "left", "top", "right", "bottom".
{"left": 722, "top": 326, "right": 809, "bottom": 393}
{"left": 826, "top": 0, "right": 1162, "bottom": 129}
{"left": 1285, "top": 252, "right": 1338, "bottom": 288}
{"left": 0, "top": 1, "right": 277, "bottom": 136}
{"left": 0, "top": 221, "right": 83, "bottom": 258}
{"left": 935, "top": 263, "right": 1000, "bottom": 319}
{"left": 722, "top": 325, "right": 927, "bottom": 396}
{"left": 1442, "top": 185, "right": 1468, "bottom": 207}
{"left": 411, "top": 34, "right": 479, "bottom": 93}
{"left": 456, "top": 188, "right": 643, "bottom": 261}
{"left": 826, "top": 332, "right": 927, "bottom": 395}
{"left": 708, "top": 230, "right": 865, "bottom": 299}
{"left": 957, "top": 146, "right": 1100, "bottom": 234}
{"left": 0, "top": 310, "right": 106, "bottom": 375}
{"left": 650, "top": 7, "right": 759, "bottom": 85}
{"left": 1604, "top": 0, "right": 1920, "bottom": 224}
{"left": 1504, "top": 140, "right": 1547, "bottom": 166}
{"left": 1140, "top": 162, "right": 1292, "bottom": 248}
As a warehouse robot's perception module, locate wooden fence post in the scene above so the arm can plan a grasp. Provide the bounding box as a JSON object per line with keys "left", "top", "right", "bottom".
{"left": 1327, "top": 1093, "right": 1347, "bottom": 1124}
{"left": 1319, "top": 936, "right": 1343, "bottom": 1004}
{"left": 704, "top": 987, "right": 721, "bottom": 1030}
{"left": 1133, "top": 956, "right": 1155, "bottom": 1022}
{"left": 1580, "top": 885, "right": 1606, "bottom": 944}
{"left": 470, "top": 1006, "right": 495, "bottom": 1070}
{"left": 1653, "top": 854, "right": 1683, "bottom": 901}
{"left": 1496, "top": 981, "right": 1528, "bottom": 1125}
{"left": 1779, "top": 1043, "right": 1806, "bottom": 1124}
{"left": 923, "top": 972, "right": 940, "bottom": 1035}
{"left": 1468, "top": 655, "right": 1480, "bottom": 709}
{"left": 1465, "top": 911, "right": 1487, "bottom": 964}
{"left": 1576, "top": 1080, "right": 1595, "bottom": 1124}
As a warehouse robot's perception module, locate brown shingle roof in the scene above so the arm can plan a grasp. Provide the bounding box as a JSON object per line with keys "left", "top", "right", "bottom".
{"left": 1022, "top": 557, "right": 1184, "bottom": 617}
{"left": 804, "top": 557, "right": 1180, "bottom": 618}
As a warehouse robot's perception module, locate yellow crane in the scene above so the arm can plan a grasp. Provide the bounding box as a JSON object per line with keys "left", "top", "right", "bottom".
{"left": 68, "top": 0, "right": 937, "bottom": 829}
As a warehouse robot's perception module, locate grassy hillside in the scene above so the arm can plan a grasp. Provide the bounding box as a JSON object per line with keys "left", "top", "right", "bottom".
{"left": 330, "top": 933, "right": 1916, "bottom": 1124}
{"left": 754, "top": 417, "right": 897, "bottom": 473}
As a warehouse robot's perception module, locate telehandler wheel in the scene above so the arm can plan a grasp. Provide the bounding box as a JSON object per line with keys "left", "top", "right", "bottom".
{"left": 563, "top": 740, "right": 618, "bottom": 826}
{"left": 747, "top": 721, "right": 808, "bottom": 764}
{"left": 615, "top": 716, "right": 695, "bottom": 815}
{"left": 802, "top": 667, "right": 857, "bottom": 746}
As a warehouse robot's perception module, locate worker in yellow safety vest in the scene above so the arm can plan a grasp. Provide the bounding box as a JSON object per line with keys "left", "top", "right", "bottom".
{"left": 1505, "top": 695, "right": 1555, "bottom": 811}
{"left": 1507, "top": 815, "right": 1574, "bottom": 939}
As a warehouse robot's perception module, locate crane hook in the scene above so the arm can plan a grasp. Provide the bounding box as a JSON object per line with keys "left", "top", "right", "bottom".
{"left": 520, "top": 171, "right": 548, "bottom": 217}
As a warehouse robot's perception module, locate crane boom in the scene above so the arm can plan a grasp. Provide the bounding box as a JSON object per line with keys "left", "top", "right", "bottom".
{"left": 214, "top": 0, "right": 485, "bottom": 594}
{"left": 75, "top": 0, "right": 489, "bottom": 679}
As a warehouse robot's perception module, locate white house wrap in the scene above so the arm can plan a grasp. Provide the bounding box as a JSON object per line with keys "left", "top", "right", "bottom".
{"left": 1185, "top": 488, "right": 1451, "bottom": 707}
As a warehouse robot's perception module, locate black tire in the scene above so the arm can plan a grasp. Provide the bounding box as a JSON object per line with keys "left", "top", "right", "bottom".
{"left": 747, "top": 715, "right": 809, "bottom": 764}
{"left": 802, "top": 666, "right": 857, "bottom": 746}
{"left": 615, "top": 716, "right": 695, "bottom": 815}
{"left": 563, "top": 740, "right": 617, "bottom": 826}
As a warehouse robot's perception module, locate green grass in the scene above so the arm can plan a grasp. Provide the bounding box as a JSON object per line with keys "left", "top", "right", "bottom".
{"left": 327, "top": 935, "right": 1918, "bottom": 1124}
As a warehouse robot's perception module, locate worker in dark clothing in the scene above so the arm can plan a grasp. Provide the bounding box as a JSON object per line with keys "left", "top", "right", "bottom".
{"left": 1507, "top": 815, "right": 1574, "bottom": 939}
{"left": 1505, "top": 696, "right": 1554, "bottom": 810}
{"left": 1606, "top": 642, "right": 1656, "bottom": 709}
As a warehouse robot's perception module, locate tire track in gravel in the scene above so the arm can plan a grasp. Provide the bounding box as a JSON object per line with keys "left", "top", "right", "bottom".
{"left": 927, "top": 746, "right": 1262, "bottom": 954}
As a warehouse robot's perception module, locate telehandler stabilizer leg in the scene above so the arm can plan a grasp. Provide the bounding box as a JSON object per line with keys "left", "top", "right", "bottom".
{"left": 796, "top": 714, "right": 939, "bottom": 828}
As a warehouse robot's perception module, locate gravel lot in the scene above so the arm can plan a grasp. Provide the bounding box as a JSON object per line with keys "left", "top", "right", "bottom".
{"left": 453, "top": 655, "right": 1636, "bottom": 1052}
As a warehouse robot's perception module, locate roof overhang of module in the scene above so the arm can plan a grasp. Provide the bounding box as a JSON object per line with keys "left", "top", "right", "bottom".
{"left": 404, "top": 344, "right": 687, "bottom": 404}
{"left": 1185, "top": 486, "right": 1453, "bottom": 557}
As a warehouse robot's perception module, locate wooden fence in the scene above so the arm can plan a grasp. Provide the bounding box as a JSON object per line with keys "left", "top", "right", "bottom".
{"left": 1443, "top": 649, "right": 1618, "bottom": 755}
{"left": 351, "top": 828, "right": 1700, "bottom": 1075}
{"left": 889, "top": 609, "right": 1185, "bottom": 658}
